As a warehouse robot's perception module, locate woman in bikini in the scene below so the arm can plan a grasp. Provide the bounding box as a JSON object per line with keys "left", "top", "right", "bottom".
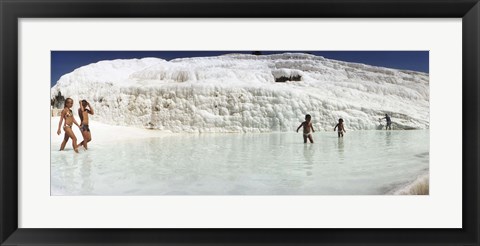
{"left": 57, "top": 98, "right": 81, "bottom": 152}
{"left": 78, "top": 100, "right": 94, "bottom": 150}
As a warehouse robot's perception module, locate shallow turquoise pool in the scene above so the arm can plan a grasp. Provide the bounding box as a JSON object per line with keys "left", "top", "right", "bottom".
{"left": 51, "top": 130, "right": 429, "bottom": 195}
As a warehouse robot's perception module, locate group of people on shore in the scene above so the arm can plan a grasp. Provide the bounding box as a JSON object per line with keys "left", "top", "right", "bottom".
{"left": 57, "top": 98, "right": 94, "bottom": 153}
{"left": 296, "top": 113, "right": 392, "bottom": 143}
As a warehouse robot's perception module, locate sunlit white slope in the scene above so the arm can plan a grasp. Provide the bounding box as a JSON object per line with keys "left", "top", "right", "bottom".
{"left": 51, "top": 53, "right": 429, "bottom": 132}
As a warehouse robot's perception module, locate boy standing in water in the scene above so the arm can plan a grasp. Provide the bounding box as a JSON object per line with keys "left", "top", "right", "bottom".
{"left": 78, "top": 100, "right": 94, "bottom": 150}
{"left": 297, "top": 114, "right": 315, "bottom": 143}
{"left": 334, "top": 118, "right": 346, "bottom": 137}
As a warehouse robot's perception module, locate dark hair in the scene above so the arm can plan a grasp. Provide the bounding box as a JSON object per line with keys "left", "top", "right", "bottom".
{"left": 81, "top": 100, "right": 88, "bottom": 107}
{"left": 305, "top": 114, "right": 311, "bottom": 119}
{"left": 339, "top": 118, "right": 343, "bottom": 122}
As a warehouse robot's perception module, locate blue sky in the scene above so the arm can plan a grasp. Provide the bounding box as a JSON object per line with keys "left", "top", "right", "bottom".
{"left": 51, "top": 51, "right": 429, "bottom": 87}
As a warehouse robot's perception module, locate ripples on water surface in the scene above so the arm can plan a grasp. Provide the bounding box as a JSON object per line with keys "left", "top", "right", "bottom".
{"left": 51, "top": 130, "right": 429, "bottom": 195}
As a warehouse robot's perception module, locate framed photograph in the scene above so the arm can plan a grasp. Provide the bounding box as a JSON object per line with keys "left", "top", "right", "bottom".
{"left": 1, "top": 0, "right": 479, "bottom": 245}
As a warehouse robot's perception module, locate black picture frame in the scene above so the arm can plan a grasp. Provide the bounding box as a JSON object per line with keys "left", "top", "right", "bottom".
{"left": 1, "top": 0, "right": 479, "bottom": 245}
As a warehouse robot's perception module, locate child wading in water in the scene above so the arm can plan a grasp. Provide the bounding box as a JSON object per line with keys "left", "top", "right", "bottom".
{"left": 78, "top": 100, "right": 94, "bottom": 150}
{"left": 57, "top": 98, "right": 81, "bottom": 153}
{"left": 334, "top": 118, "right": 346, "bottom": 137}
{"left": 297, "top": 114, "right": 315, "bottom": 143}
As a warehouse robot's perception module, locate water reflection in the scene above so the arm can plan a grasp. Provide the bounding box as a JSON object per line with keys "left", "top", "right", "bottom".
{"left": 385, "top": 131, "right": 392, "bottom": 147}
{"left": 63, "top": 154, "right": 76, "bottom": 192}
{"left": 337, "top": 138, "right": 345, "bottom": 159}
{"left": 80, "top": 154, "right": 93, "bottom": 194}
{"left": 303, "top": 144, "right": 314, "bottom": 176}
{"left": 51, "top": 130, "right": 430, "bottom": 195}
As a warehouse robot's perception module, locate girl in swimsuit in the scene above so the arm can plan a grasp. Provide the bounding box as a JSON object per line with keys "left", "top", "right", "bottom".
{"left": 57, "top": 98, "right": 81, "bottom": 152}
{"left": 78, "top": 100, "right": 94, "bottom": 150}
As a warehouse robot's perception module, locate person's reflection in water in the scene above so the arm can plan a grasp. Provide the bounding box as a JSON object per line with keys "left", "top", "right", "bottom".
{"left": 303, "top": 144, "right": 314, "bottom": 176}
{"left": 385, "top": 131, "right": 392, "bottom": 148}
{"left": 65, "top": 153, "right": 79, "bottom": 193}
{"left": 80, "top": 153, "right": 94, "bottom": 194}
{"left": 337, "top": 137, "right": 345, "bottom": 162}
{"left": 56, "top": 152, "right": 71, "bottom": 190}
